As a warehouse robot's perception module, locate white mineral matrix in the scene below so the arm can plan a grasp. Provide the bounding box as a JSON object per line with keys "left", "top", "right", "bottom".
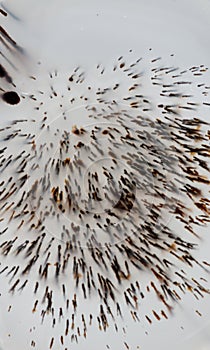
{"left": 1, "top": 1, "right": 210, "bottom": 350}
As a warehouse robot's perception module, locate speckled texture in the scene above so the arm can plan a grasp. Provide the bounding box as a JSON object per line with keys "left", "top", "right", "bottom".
{"left": 1, "top": 1, "right": 210, "bottom": 350}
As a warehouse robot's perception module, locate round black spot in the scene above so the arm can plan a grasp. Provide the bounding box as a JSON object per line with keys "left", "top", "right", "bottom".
{"left": 2, "top": 91, "right": 20, "bottom": 105}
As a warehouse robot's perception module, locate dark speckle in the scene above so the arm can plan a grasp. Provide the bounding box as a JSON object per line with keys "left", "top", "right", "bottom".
{"left": 2, "top": 91, "right": 20, "bottom": 105}
{"left": 0, "top": 64, "right": 7, "bottom": 77}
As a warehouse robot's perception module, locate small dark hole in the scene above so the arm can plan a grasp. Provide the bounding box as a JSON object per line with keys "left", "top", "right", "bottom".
{"left": 2, "top": 91, "right": 20, "bottom": 105}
